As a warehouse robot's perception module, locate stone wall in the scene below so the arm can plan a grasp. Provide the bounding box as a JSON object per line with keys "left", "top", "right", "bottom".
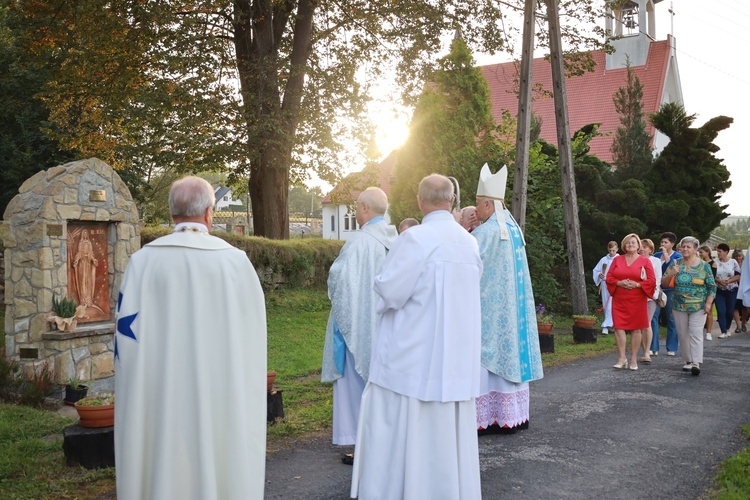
{"left": 3, "top": 158, "right": 139, "bottom": 390}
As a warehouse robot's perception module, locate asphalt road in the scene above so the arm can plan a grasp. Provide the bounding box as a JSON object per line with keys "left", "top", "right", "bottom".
{"left": 264, "top": 328, "right": 750, "bottom": 499}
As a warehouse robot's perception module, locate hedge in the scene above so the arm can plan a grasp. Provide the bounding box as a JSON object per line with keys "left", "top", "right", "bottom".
{"left": 140, "top": 226, "right": 342, "bottom": 289}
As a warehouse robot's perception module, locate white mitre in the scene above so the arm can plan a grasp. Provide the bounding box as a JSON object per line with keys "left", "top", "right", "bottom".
{"left": 476, "top": 163, "right": 509, "bottom": 239}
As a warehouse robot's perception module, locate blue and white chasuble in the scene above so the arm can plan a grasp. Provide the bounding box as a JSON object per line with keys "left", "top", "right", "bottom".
{"left": 322, "top": 218, "right": 398, "bottom": 383}
{"left": 472, "top": 210, "right": 544, "bottom": 384}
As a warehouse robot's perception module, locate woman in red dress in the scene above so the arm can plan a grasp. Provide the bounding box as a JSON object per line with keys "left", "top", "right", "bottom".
{"left": 606, "top": 233, "right": 657, "bottom": 370}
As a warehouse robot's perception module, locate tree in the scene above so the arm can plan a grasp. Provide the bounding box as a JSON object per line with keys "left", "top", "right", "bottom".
{"left": 645, "top": 103, "right": 732, "bottom": 241}
{"left": 611, "top": 59, "right": 653, "bottom": 181}
{"left": 0, "top": 3, "right": 76, "bottom": 214}
{"left": 389, "top": 37, "right": 507, "bottom": 223}
{"left": 18, "top": 0, "right": 611, "bottom": 239}
{"left": 288, "top": 184, "right": 323, "bottom": 218}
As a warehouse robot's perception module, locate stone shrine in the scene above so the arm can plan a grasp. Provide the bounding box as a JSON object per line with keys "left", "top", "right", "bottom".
{"left": 3, "top": 158, "right": 140, "bottom": 393}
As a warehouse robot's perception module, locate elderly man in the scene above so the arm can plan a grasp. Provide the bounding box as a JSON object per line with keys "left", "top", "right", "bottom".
{"left": 473, "top": 164, "right": 543, "bottom": 434}
{"left": 115, "top": 177, "right": 267, "bottom": 500}
{"left": 398, "top": 217, "right": 420, "bottom": 233}
{"left": 459, "top": 205, "right": 480, "bottom": 232}
{"left": 322, "top": 187, "right": 397, "bottom": 456}
{"left": 351, "top": 174, "right": 483, "bottom": 499}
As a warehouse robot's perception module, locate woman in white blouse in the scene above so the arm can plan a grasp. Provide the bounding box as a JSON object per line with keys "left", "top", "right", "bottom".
{"left": 714, "top": 243, "right": 741, "bottom": 339}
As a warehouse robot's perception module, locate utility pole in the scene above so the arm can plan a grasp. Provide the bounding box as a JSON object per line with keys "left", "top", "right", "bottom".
{"left": 545, "top": 0, "right": 589, "bottom": 314}
{"left": 511, "top": 0, "right": 537, "bottom": 230}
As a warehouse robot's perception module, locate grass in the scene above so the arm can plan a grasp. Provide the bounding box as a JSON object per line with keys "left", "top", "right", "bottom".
{"left": 2, "top": 292, "right": 750, "bottom": 498}
{"left": 265, "top": 286, "right": 332, "bottom": 442}
{"left": 0, "top": 402, "right": 116, "bottom": 498}
{"left": 711, "top": 424, "right": 750, "bottom": 499}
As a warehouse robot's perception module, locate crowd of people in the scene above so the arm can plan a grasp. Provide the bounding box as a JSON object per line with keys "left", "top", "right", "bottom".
{"left": 324, "top": 167, "right": 543, "bottom": 499}
{"left": 594, "top": 231, "right": 749, "bottom": 376}
{"left": 112, "top": 173, "right": 749, "bottom": 499}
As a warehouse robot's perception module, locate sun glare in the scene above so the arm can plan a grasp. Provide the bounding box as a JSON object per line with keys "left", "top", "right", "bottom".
{"left": 372, "top": 107, "right": 410, "bottom": 159}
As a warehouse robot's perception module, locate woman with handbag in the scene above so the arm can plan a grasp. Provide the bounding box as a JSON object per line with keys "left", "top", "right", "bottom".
{"left": 606, "top": 234, "right": 656, "bottom": 370}
{"left": 639, "top": 239, "right": 663, "bottom": 361}
{"left": 661, "top": 236, "right": 717, "bottom": 375}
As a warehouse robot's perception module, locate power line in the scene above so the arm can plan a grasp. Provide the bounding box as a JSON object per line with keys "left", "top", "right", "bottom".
{"left": 673, "top": 45, "right": 750, "bottom": 88}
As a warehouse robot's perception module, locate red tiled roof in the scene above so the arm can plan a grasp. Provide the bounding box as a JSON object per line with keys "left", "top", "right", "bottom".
{"left": 321, "top": 150, "right": 397, "bottom": 205}
{"left": 480, "top": 39, "right": 672, "bottom": 163}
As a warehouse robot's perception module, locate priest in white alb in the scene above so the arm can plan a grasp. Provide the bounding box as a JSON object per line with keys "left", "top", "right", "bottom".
{"left": 473, "top": 164, "right": 544, "bottom": 434}
{"left": 115, "top": 176, "right": 267, "bottom": 500}
{"left": 351, "top": 174, "right": 483, "bottom": 499}
{"left": 322, "top": 187, "right": 397, "bottom": 457}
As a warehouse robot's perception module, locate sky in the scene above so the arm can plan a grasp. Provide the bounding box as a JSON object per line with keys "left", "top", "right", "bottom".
{"left": 326, "top": 0, "right": 749, "bottom": 217}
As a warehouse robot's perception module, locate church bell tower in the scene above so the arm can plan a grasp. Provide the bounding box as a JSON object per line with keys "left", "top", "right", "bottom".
{"left": 605, "top": 0, "right": 663, "bottom": 70}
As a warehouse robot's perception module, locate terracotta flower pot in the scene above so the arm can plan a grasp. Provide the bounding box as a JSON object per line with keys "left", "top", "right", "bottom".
{"left": 574, "top": 318, "right": 596, "bottom": 328}
{"left": 75, "top": 403, "right": 114, "bottom": 428}
{"left": 267, "top": 371, "right": 277, "bottom": 392}
{"left": 537, "top": 322, "right": 554, "bottom": 334}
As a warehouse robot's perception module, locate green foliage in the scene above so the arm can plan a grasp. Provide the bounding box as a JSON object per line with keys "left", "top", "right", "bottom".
{"left": 0, "top": 347, "right": 20, "bottom": 401}
{"left": 0, "top": 3, "right": 76, "bottom": 214}
{"left": 13, "top": 0, "right": 611, "bottom": 238}
{"left": 265, "top": 287, "right": 331, "bottom": 439}
{"left": 17, "top": 362, "right": 54, "bottom": 407}
{"left": 713, "top": 423, "right": 750, "bottom": 500}
{"left": 141, "top": 226, "right": 343, "bottom": 288}
{"left": 66, "top": 376, "right": 86, "bottom": 390}
{"left": 390, "top": 38, "right": 506, "bottom": 223}
{"left": 75, "top": 394, "right": 114, "bottom": 407}
{"left": 611, "top": 59, "right": 653, "bottom": 180}
{"left": 712, "top": 218, "right": 750, "bottom": 250}
{"left": 51, "top": 295, "right": 77, "bottom": 318}
{"left": 288, "top": 184, "right": 324, "bottom": 218}
{"left": 0, "top": 402, "right": 116, "bottom": 497}
{"left": 645, "top": 103, "right": 732, "bottom": 240}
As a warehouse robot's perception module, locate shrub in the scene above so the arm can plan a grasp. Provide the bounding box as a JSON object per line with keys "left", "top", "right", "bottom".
{"left": 0, "top": 348, "right": 21, "bottom": 401}
{"left": 140, "top": 226, "right": 343, "bottom": 288}
{"left": 17, "top": 362, "right": 54, "bottom": 407}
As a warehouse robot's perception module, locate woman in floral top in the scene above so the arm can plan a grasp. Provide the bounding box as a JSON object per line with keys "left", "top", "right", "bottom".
{"left": 661, "top": 236, "right": 716, "bottom": 375}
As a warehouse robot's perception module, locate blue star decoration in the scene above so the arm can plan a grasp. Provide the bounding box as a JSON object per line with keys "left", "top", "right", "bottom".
{"left": 115, "top": 292, "right": 138, "bottom": 360}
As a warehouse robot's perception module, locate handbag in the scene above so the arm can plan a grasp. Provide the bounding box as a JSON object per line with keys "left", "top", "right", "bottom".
{"left": 655, "top": 290, "right": 668, "bottom": 308}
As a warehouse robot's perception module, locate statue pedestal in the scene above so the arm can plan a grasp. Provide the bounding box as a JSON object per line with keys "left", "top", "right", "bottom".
{"left": 538, "top": 333, "right": 555, "bottom": 353}
{"left": 573, "top": 326, "right": 598, "bottom": 344}
{"left": 267, "top": 390, "right": 284, "bottom": 423}
{"left": 63, "top": 424, "right": 114, "bottom": 469}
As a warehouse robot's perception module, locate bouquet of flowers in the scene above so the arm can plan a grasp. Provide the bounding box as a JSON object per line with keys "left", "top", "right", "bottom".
{"left": 535, "top": 304, "right": 553, "bottom": 324}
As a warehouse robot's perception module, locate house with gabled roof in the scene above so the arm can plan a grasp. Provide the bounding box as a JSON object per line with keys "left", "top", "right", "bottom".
{"left": 321, "top": 151, "right": 396, "bottom": 241}
{"left": 322, "top": 0, "right": 681, "bottom": 240}
{"left": 482, "top": 0, "right": 681, "bottom": 163}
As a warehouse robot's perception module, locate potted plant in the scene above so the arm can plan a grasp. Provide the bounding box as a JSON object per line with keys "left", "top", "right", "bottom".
{"left": 74, "top": 394, "right": 115, "bottom": 428}
{"left": 535, "top": 304, "right": 554, "bottom": 334}
{"left": 267, "top": 371, "right": 277, "bottom": 392}
{"left": 572, "top": 314, "right": 597, "bottom": 328}
{"left": 64, "top": 376, "right": 89, "bottom": 406}
{"left": 46, "top": 295, "right": 85, "bottom": 332}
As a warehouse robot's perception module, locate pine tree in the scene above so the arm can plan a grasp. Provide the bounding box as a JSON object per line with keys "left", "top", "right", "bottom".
{"left": 611, "top": 60, "right": 653, "bottom": 181}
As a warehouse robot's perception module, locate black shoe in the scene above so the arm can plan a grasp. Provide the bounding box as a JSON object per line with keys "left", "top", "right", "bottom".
{"left": 691, "top": 364, "right": 701, "bottom": 376}
{"left": 341, "top": 453, "right": 354, "bottom": 465}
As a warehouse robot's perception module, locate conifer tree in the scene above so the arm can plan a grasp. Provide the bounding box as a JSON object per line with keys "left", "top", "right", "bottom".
{"left": 611, "top": 60, "right": 653, "bottom": 181}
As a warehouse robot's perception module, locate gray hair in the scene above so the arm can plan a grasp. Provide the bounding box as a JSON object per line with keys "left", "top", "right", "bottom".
{"left": 358, "top": 187, "right": 388, "bottom": 215}
{"left": 679, "top": 236, "right": 700, "bottom": 249}
{"left": 169, "top": 176, "right": 216, "bottom": 217}
{"left": 418, "top": 174, "right": 454, "bottom": 206}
